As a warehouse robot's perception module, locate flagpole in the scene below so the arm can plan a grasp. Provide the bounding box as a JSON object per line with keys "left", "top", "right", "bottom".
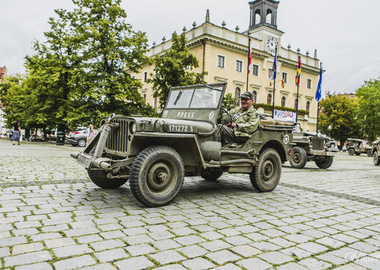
{"left": 246, "top": 34, "right": 251, "bottom": 93}
{"left": 271, "top": 45, "right": 277, "bottom": 119}
{"left": 295, "top": 55, "right": 301, "bottom": 122}
{"left": 316, "top": 103, "right": 319, "bottom": 133}
{"left": 316, "top": 62, "right": 323, "bottom": 133}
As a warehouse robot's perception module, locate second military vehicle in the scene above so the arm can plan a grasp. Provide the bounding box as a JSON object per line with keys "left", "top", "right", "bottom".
{"left": 71, "top": 83, "right": 293, "bottom": 207}
{"left": 370, "top": 139, "right": 380, "bottom": 165}
{"left": 288, "top": 123, "right": 334, "bottom": 169}
{"left": 346, "top": 138, "right": 372, "bottom": 157}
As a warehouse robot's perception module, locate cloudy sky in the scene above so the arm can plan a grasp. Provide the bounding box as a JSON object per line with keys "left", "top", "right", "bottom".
{"left": 1, "top": 0, "right": 380, "bottom": 95}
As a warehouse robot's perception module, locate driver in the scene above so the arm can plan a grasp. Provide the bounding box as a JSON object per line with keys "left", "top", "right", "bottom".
{"left": 220, "top": 92, "right": 260, "bottom": 145}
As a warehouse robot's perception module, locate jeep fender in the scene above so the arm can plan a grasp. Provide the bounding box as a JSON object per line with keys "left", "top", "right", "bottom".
{"left": 132, "top": 133, "right": 206, "bottom": 168}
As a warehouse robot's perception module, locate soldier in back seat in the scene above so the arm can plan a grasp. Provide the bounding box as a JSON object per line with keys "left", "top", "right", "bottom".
{"left": 220, "top": 92, "right": 260, "bottom": 145}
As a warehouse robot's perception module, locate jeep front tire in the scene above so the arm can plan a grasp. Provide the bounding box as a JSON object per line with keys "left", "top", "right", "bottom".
{"left": 373, "top": 150, "right": 379, "bottom": 166}
{"left": 250, "top": 148, "right": 281, "bottom": 192}
{"left": 315, "top": 156, "right": 333, "bottom": 169}
{"left": 130, "top": 145, "right": 184, "bottom": 207}
{"left": 289, "top": 146, "right": 307, "bottom": 169}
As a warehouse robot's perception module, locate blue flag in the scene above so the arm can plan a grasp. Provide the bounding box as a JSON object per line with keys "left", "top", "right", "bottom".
{"left": 272, "top": 47, "right": 277, "bottom": 80}
{"left": 315, "top": 64, "right": 322, "bottom": 102}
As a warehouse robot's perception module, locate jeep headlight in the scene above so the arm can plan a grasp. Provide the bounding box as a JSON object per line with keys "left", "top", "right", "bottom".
{"left": 129, "top": 122, "right": 136, "bottom": 134}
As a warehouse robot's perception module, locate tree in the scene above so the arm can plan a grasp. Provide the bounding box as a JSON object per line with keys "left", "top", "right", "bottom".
{"left": 149, "top": 32, "right": 207, "bottom": 108}
{"left": 222, "top": 93, "right": 236, "bottom": 111}
{"left": 356, "top": 78, "right": 380, "bottom": 141}
{"left": 0, "top": 75, "right": 30, "bottom": 128}
{"left": 318, "top": 92, "right": 362, "bottom": 146}
{"left": 23, "top": 0, "right": 155, "bottom": 131}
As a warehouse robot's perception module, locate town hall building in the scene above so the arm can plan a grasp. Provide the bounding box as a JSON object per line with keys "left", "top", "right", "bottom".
{"left": 134, "top": 0, "right": 322, "bottom": 132}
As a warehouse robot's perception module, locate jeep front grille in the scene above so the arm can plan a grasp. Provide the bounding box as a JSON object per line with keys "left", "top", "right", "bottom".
{"left": 105, "top": 118, "right": 131, "bottom": 156}
{"left": 311, "top": 137, "right": 325, "bottom": 150}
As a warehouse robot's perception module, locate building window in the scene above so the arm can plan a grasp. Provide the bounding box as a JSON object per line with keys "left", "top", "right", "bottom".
{"left": 266, "top": 10, "right": 272, "bottom": 24}
{"left": 294, "top": 98, "right": 298, "bottom": 109}
{"left": 143, "top": 94, "right": 147, "bottom": 101}
{"left": 282, "top": 72, "right": 288, "bottom": 83}
{"left": 307, "top": 79, "right": 312, "bottom": 89}
{"left": 236, "top": 60, "right": 243, "bottom": 72}
{"left": 281, "top": 96, "right": 286, "bottom": 107}
{"left": 267, "top": 94, "right": 272, "bottom": 105}
{"left": 143, "top": 72, "right": 148, "bottom": 82}
{"left": 217, "top": 55, "right": 225, "bottom": 68}
{"left": 306, "top": 101, "right": 311, "bottom": 116}
{"left": 252, "top": 64, "right": 259, "bottom": 76}
{"left": 255, "top": 10, "right": 261, "bottom": 25}
{"left": 253, "top": 91, "right": 257, "bottom": 103}
{"left": 235, "top": 87, "right": 241, "bottom": 106}
{"left": 154, "top": 97, "right": 159, "bottom": 109}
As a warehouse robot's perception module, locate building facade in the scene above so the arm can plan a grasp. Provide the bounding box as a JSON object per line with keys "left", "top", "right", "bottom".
{"left": 134, "top": 0, "right": 321, "bottom": 132}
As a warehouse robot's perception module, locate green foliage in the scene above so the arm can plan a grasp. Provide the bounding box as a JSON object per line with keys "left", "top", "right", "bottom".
{"left": 356, "top": 78, "right": 380, "bottom": 141}
{"left": 222, "top": 93, "right": 236, "bottom": 111}
{"left": 0, "top": 75, "right": 30, "bottom": 128}
{"left": 149, "top": 32, "right": 207, "bottom": 109}
{"left": 5, "top": 0, "right": 156, "bottom": 131}
{"left": 318, "top": 92, "right": 362, "bottom": 145}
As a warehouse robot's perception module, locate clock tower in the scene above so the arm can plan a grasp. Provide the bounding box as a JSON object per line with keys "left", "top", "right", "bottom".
{"left": 248, "top": 0, "right": 283, "bottom": 55}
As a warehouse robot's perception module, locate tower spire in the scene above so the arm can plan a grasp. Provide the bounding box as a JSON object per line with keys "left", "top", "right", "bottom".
{"left": 205, "top": 9, "right": 210, "bottom": 22}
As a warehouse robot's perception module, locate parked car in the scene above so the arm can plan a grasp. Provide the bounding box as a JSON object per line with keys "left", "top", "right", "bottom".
{"left": 67, "top": 127, "right": 91, "bottom": 147}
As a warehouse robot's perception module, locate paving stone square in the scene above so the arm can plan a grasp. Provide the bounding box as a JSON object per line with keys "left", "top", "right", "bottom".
{"left": 1, "top": 140, "right": 380, "bottom": 269}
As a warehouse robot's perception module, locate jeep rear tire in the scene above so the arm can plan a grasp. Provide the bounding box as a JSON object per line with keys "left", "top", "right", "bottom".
{"left": 315, "top": 156, "right": 333, "bottom": 169}
{"left": 373, "top": 150, "right": 379, "bottom": 166}
{"left": 130, "top": 146, "right": 184, "bottom": 207}
{"left": 88, "top": 168, "right": 128, "bottom": 189}
{"left": 250, "top": 148, "right": 281, "bottom": 192}
{"left": 348, "top": 148, "right": 355, "bottom": 155}
{"left": 201, "top": 170, "right": 223, "bottom": 181}
{"left": 289, "top": 146, "right": 307, "bottom": 169}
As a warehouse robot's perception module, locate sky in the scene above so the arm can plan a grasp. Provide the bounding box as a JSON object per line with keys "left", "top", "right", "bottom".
{"left": 1, "top": 0, "right": 380, "bottom": 95}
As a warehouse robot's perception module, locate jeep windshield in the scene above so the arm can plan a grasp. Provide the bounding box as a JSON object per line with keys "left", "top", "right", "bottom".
{"left": 166, "top": 85, "right": 223, "bottom": 109}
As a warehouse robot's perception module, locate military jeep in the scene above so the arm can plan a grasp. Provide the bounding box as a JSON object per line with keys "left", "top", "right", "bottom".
{"left": 346, "top": 138, "right": 372, "bottom": 157}
{"left": 371, "top": 139, "right": 380, "bottom": 165}
{"left": 288, "top": 123, "right": 334, "bottom": 169}
{"left": 71, "top": 83, "right": 293, "bottom": 207}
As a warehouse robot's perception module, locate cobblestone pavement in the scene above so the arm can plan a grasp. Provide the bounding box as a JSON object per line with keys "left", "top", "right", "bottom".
{"left": 1, "top": 139, "right": 380, "bottom": 269}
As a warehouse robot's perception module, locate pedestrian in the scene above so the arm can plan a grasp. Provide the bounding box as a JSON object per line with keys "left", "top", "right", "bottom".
{"left": 11, "top": 121, "right": 22, "bottom": 145}
{"left": 220, "top": 92, "right": 260, "bottom": 146}
{"left": 87, "top": 124, "right": 96, "bottom": 144}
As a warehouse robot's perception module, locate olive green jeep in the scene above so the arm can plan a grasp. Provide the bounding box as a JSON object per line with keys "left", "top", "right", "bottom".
{"left": 346, "top": 138, "right": 372, "bottom": 157}
{"left": 71, "top": 83, "right": 293, "bottom": 207}
{"left": 259, "top": 116, "right": 334, "bottom": 169}
{"left": 288, "top": 123, "right": 334, "bottom": 169}
{"left": 371, "top": 139, "right": 380, "bottom": 165}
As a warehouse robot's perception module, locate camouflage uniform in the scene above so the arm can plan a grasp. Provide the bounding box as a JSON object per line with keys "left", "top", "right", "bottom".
{"left": 221, "top": 106, "right": 260, "bottom": 144}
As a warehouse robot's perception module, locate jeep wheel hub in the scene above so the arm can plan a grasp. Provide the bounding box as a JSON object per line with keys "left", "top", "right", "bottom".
{"left": 262, "top": 160, "right": 274, "bottom": 181}
{"left": 147, "top": 162, "right": 173, "bottom": 192}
